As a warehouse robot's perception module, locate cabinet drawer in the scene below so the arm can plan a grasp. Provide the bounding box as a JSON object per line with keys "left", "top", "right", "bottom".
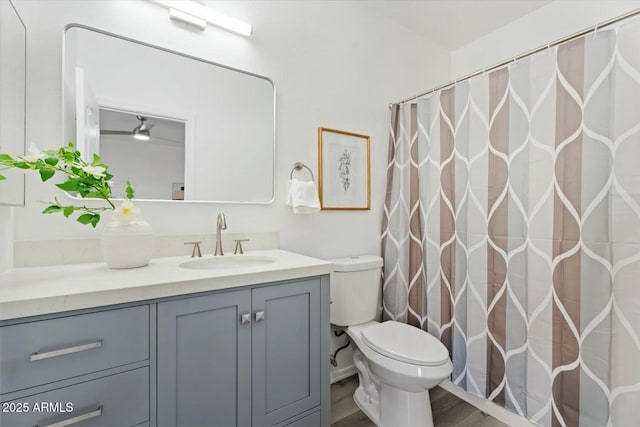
{"left": 0, "top": 367, "right": 149, "bottom": 427}
{"left": 0, "top": 306, "right": 149, "bottom": 394}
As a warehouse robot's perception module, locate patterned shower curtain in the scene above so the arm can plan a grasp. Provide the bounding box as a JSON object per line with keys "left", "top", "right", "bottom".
{"left": 381, "top": 17, "right": 640, "bottom": 427}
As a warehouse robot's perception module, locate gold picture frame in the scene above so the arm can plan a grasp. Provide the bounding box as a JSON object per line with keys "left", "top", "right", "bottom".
{"left": 318, "top": 127, "right": 370, "bottom": 210}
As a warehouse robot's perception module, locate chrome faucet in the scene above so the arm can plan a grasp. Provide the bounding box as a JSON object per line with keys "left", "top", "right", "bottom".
{"left": 214, "top": 212, "right": 227, "bottom": 256}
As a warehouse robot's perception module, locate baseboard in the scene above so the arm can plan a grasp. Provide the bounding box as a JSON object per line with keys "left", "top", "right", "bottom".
{"left": 330, "top": 365, "right": 357, "bottom": 384}
{"left": 439, "top": 380, "right": 539, "bottom": 427}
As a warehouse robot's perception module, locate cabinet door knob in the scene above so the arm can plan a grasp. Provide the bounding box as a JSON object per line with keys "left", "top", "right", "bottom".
{"left": 241, "top": 313, "right": 251, "bottom": 325}
{"left": 255, "top": 311, "right": 265, "bottom": 322}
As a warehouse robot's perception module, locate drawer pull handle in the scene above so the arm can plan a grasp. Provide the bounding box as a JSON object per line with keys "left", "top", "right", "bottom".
{"left": 38, "top": 405, "right": 103, "bottom": 427}
{"left": 255, "top": 311, "right": 265, "bottom": 322}
{"left": 241, "top": 313, "right": 251, "bottom": 325}
{"left": 30, "top": 340, "right": 103, "bottom": 361}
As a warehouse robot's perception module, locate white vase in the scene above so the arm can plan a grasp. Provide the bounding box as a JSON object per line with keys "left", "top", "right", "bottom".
{"left": 101, "top": 220, "right": 155, "bottom": 269}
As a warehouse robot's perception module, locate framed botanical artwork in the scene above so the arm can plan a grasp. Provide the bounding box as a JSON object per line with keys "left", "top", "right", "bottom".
{"left": 318, "top": 127, "right": 370, "bottom": 210}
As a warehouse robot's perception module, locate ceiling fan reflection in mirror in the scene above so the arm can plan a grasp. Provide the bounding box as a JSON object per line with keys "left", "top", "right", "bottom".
{"left": 101, "top": 115, "right": 154, "bottom": 141}
{"left": 98, "top": 109, "right": 185, "bottom": 147}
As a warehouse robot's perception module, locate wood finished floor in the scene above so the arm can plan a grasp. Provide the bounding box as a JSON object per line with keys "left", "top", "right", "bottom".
{"left": 331, "top": 376, "right": 508, "bottom": 427}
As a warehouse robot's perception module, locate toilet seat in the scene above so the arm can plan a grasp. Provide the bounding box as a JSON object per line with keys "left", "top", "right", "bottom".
{"left": 361, "top": 321, "right": 449, "bottom": 367}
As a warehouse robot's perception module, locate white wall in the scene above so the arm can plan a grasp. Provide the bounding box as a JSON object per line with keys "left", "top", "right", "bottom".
{"left": 451, "top": 0, "right": 640, "bottom": 78}
{"left": 8, "top": 0, "right": 449, "bottom": 262}
{"left": 0, "top": 207, "right": 13, "bottom": 273}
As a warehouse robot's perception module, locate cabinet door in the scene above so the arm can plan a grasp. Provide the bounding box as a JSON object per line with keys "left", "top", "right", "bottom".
{"left": 157, "top": 290, "right": 251, "bottom": 427}
{"left": 252, "top": 279, "right": 321, "bottom": 426}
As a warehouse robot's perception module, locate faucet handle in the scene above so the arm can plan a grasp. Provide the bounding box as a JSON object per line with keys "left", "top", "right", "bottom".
{"left": 184, "top": 241, "right": 203, "bottom": 258}
{"left": 234, "top": 239, "right": 250, "bottom": 255}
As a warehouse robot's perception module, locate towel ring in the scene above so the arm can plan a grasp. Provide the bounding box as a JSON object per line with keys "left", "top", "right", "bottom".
{"left": 290, "top": 162, "right": 315, "bottom": 181}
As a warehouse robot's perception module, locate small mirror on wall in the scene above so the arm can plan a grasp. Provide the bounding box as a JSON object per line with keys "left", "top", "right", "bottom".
{"left": 0, "top": 0, "right": 26, "bottom": 206}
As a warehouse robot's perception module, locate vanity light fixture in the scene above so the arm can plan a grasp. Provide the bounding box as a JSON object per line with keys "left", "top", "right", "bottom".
{"left": 169, "top": 8, "right": 207, "bottom": 30}
{"left": 150, "top": 0, "right": 253, "bottom": 37}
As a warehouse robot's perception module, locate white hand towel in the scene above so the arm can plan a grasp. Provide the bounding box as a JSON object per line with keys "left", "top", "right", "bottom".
{"left": 286, "top": 179, "right": 320, "bottom": 214}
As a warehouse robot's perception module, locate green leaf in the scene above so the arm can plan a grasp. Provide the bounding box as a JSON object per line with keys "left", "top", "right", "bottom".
{"left": 44, "top": 157, "right": 59, "bottom": 167}
{"left": 39, "top": 168, "right": 55, "bottom": 182}
{"left": 63, "top": 206, "right": 75, "bottom": 218}
{"left": 13, "top": 162, "right": 31, "bottom": 169}
{"left": 90, "top": 214, "right": 101, "bottom": 228}
{"left": 76, "top": 213, "right": 95, "bottom": 225}
{"left": 0, "top": 154, "right": 14, "bottom": 162}
{"left": 125, "top": 179, "right": 135, "bottom": 200}
{"left": 42, "top": 205, "right": 62, "bottom": 214}
{"left": 0, "top": 175, "right": 6, "bottom": 181}
{"left": 91, "top": 153, "right": 102, "bottom": 166}
{"left": 56, "top": 180, "right": 79, "bottom": 191}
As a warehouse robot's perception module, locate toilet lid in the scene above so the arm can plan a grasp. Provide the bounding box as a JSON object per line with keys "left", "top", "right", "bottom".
{"left": 361, "top": 321, "right": 450, "bottom": 366}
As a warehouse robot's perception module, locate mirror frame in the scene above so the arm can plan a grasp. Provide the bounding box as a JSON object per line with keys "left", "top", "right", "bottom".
{"left": 61, "top": 23, "right": 276, "bottom": 204}
{"left": 0, "top": 0, "right": 27, "bottom": 207}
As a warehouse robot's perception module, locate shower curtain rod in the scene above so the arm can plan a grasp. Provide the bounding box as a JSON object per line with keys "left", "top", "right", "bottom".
{"left": 389, "top": 8, "right": 640, "bottom": 107}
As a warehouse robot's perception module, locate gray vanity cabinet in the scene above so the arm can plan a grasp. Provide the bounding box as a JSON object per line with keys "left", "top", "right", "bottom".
{"left": 157, "top": 289, "right": 252, "bottom": 426}
{"left": 252, "top": 279, "right": 320, "bottom": 426}
{"left": 157, "top": 277, "right": 324, "bottom": 427}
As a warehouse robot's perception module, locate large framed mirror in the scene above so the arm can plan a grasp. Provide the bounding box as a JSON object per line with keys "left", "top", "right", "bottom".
{"left": 63, "top": 25, "right": 275, "bottom": 204}
{"left": 0, "top": 0, "right": 26, "bottom": 206}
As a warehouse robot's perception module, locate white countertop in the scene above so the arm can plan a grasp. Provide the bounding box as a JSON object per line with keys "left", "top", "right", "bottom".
{"left": 0, "top": 250, "right": 333, "bottom": 321}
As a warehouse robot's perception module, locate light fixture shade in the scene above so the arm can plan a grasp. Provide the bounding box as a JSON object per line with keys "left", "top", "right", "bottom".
{"left": 169, "top": 8, "right": 207, "bottom": 30}
{"left": 150, "top": 0, "right": 252, "bottom": 36}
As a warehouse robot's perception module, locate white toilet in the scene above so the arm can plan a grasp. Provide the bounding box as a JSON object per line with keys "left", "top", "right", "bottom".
{"left": 330, "top": 255, "right": 452, "bottom": 427}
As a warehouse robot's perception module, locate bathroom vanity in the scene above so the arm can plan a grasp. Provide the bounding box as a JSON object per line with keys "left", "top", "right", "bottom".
{"left": 0, "top": 250, "right": 332, "bottom": 427}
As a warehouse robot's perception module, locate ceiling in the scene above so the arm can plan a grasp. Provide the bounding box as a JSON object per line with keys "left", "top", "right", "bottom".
{"left": 361, "top": 0, "right": 552, "bottom": 50}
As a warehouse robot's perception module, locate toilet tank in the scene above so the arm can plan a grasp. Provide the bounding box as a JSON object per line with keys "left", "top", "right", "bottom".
{"left": 329, "top": 255, "right": 383, "bottom": 327}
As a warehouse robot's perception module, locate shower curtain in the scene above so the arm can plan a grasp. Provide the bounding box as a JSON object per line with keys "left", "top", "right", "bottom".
{"left": 381, "top": 17, "right": 640, "bottom": 427}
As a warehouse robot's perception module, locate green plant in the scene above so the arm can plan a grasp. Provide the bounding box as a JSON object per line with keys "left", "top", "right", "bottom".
{"left": 0, "top": 142, "right": 135, "bottom": 227}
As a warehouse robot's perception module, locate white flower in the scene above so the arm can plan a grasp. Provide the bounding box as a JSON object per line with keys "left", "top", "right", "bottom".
{"left": 112, "top": 199, "right": 143, "bottom": 225}
{"left": 82, "top": 164, "right": 106, "bottom": 178}
{"left": 23, "top": 144, "right": 44, "bottom": 163}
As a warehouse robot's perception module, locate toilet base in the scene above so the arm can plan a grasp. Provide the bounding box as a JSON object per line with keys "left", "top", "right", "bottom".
{"left": 352, "top": 347, "right": 435, "bottom": 427}
{"left": 354, "top": 381, "right": 434, "bottom": 427}
{"left": 354, "top": 385, "right": 380, "bottom": 425}
{"left": 380, "top": 386, "right": 433, "bottom": 427}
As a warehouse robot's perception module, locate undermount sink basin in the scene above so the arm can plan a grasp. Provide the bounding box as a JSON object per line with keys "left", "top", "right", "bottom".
{"left": 179, "top": 255, "right": 277, "bottom": 270}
